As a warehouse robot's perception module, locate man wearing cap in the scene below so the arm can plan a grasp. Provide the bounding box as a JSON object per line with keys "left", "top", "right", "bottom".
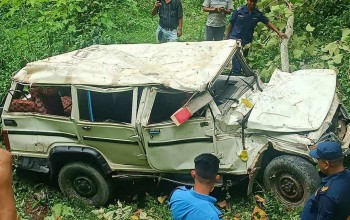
{"left": 169, "top": 153, "right": 223, "bottom": 220}
{"left": 301, "top": 141, "right": 350, "bottom": 220}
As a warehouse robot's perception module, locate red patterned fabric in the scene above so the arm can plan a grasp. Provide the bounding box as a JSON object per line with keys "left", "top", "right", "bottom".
{"left": 29, "top": 87, "right": 47, "bottom": 113}
{"left": 9, "top": 99, "right": 36, "bottom": 112}
{"left": 34, "top": 96, "right": 47, "bottom": 114}
{"left": 61, "top": 96, "right": 72, "bottom": 116}
{"left": 29, "top": 87, "right": 65, "bottom": 115}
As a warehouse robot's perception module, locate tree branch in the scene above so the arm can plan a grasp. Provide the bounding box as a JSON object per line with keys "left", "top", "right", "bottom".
{"left": 280, "top": 1, "right": 294, "bottom": 72}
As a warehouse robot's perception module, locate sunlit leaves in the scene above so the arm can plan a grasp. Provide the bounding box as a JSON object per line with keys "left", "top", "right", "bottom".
{"left": 305, "top": 44, "right": 315, "bottom": 55}
{"left": 322, "top": 42, "right": 338, "bottom": 55}
{"left": 306, "top": 24, "right": 315, "bottom": 32}
{"left": 333, "top": 54, "right": 343, "bottom": 64}
{"left": 342, "top": 28, "right": 350, "bottom": 42}
{"left": 44, "top": 204, "right": 74, "bottom": 220}
{"left": 293, "top": 49, "right": 303, "bottom": 59}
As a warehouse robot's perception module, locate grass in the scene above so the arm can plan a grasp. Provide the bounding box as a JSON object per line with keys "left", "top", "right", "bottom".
{"left": 12, "top": 167, "right": 301, "bottom": 220}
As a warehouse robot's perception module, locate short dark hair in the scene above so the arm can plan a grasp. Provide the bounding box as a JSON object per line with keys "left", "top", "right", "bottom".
{"left": 194, "top": 153, "right": 220, "bottom": 180}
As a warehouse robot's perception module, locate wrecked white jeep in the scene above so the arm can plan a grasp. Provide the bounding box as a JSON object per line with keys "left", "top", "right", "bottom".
{"left": 1, "top": 40, "right": 349, "bottom": 206}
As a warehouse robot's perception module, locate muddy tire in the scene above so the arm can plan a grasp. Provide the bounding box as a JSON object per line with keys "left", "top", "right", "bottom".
{"left": 58, "top": 162, "right": 113, "bottom": 206}
{"left": 263, "top": 155, "right": 320, "bottom": 207}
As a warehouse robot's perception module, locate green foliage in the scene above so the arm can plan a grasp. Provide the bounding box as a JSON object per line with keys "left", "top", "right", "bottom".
{"left": 91, "top": 201, "right": 134, "bottom": 220}
{"left": 44, "top": 204, "right": 74, "bottom": 220}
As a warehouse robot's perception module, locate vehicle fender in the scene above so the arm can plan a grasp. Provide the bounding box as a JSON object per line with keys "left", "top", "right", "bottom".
{"left": 247, "top": 142, "right": 269, "bottom": 195}
{"left": 246, "top": 141, "right": 312, "bottom": 195}
{"left": 49, "top": 146, "right": 112, "bottom": 176}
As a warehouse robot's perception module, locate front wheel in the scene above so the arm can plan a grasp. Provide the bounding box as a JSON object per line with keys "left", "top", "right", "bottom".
{"left": 263, "top": 155, "right": 320, "bottom": 207}
{"left": 58, "top": 162, "right": 113, "bottom": 206}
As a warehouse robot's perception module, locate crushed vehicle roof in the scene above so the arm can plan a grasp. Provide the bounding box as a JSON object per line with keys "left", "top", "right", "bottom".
{"left": 248, "top": 69, "right": 337, "bottom": 132}
{"left": 13, "top": 40, "right": 238, "bottom": 92}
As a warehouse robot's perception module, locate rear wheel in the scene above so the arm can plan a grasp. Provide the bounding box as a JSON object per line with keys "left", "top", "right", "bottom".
{"left": 58, "top": 162, "right": 113, "bottom": 206}
{"left": 263, "top": 155, "right": 320, "bottom": 207}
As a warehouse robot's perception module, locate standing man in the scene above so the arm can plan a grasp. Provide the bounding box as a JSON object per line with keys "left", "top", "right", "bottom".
{"left": 0, "top": 148, "right": 17, "bottom": 220}
{"left": 151, "top": 0, "right": 183, "bottom": 43}
{"left": 226, "top": 0, "right": 287, "bottom": 74}
{"left": 301, "top": 141, "right": 350, "bottom": 220}
{"left": 203, "top": 0, "right": 233, "bottom": 41}
{"left": 169, "top": 153, "right": 223, "bottom": 220}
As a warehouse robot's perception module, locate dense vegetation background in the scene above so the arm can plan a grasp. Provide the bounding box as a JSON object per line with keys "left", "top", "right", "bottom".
{"left": 0, "top": 0, "right": 349, "bottom": 219}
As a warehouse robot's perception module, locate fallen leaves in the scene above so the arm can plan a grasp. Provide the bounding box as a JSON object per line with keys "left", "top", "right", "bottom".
{"left": 217, "top": 200, "right": 228, "bottom": 209}
{"left": 251, "top": 206, "right": 268, "bottom": 220}
{"left": 131, "top": 209, "right": 149, "bottom": 220}
{"left": 251, "top": 195, "right": 268, "bottom": 220}
{"left": 228, "top": 195, "right": 269, "bottom": 220}
{"left": 255, "top": 195, "right": 266, "bottom": 206}
{"left": 157, "top": 195, "right": 167, "bottom": 204}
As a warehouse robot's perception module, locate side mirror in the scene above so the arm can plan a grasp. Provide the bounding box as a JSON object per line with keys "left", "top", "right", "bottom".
{"left": 216, "top": 111, "right": 244, "bottom": 133}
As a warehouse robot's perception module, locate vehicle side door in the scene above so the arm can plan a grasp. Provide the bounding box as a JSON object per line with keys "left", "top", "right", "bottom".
{"left": 73, "top": 86, "right": 147, "bottom": 167}
{"left": 1, "top": 82, "right": 76, "bottom": 155}
{"left": 138, "top": 88, "right": 216, "bottom": 171}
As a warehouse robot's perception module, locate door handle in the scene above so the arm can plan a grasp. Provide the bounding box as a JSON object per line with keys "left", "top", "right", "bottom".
{"left": 200, "top": 122, "right": 209, "bottom": 127}
{"left": 149, "top": 129, "right": 160, "bottom": 135}
{"left": 4, "top": 119, "right": 17, "bottom": 126}
{"left": 82, "top": 126, "right": 91, "bottom": 131}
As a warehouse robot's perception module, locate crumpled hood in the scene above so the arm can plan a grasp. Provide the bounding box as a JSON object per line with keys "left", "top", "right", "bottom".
{"left": 247, "top": 69, "right": 337, "bottom": 132}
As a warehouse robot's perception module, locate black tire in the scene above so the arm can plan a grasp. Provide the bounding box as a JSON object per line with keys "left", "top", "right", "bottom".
{"left": 58, "top": 162, "right": 113, "bottom": 206}
{"left": 263, "top": 155, "right": 320, "bottom": 207}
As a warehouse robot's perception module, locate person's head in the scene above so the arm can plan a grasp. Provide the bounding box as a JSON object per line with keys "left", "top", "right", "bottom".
{"left": 309, "top": 141, "right": 344, "bottom": 175}
{"left": 191, "top": 153, "right": 220, "bottom": 185}
{"left": 247, "top": 0, "right": 258, "bottom": 11}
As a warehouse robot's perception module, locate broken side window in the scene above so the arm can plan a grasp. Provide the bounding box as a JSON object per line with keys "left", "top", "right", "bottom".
{"left": 148, "top": 91, "right": 208, "bottom": 125}
{"left": 77, "top": 89, "right": 133, "bottom": 124}
{"left": 8, "top": 84, "right": 71, "bottom": 117}
{"left": 149, "top": 92, "right": 192, "bottom": 124}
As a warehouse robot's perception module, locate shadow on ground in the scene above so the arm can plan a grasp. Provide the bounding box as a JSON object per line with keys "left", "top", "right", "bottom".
{"left": 15, "top": 168, "right": 251, "bottom": 208}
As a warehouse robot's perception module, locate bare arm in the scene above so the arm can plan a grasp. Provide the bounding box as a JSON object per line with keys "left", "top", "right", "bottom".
{"left": 226, "top": 23, "right": 232, "bottom": 39}
{"left": 203, "top": 6, "right": 232, "bottom": 14}
{"left": 177, "top": 17, "right": 183, "bottom": 37}
{"left": 0, "top": 149, "right": 17, "bottom": 220}
{"left": 203, "top": 6, "right": 217, "bottom": 13}
{"left": 266, "top": 21, "right": 288, "bottom": 39}
{"left": 152, "top": 1, "right": 161, "bottom": 16}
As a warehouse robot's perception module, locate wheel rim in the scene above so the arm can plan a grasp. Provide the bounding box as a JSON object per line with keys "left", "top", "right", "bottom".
{"left": 73, "top": 176, "right": 97, "bottom": 198}
{"left": 275, "top": 172, "right": 304, "bottom": 203}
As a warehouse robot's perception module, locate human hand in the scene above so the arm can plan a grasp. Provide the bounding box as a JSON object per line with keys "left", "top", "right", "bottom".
{"left": 177, "top": 28, "right": 182, "bottom": 37}
{"left": 278, "top": 32, "right": 288, "bottom": 39}
{"left": 218, "top": 7, "right": 225, "bottom": 13}
{"left": 154, "top": 1, "right": 162, "bottom": 7}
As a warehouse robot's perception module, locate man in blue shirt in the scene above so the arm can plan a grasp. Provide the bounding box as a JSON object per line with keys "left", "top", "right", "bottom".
{"left": 301, "top": 141, "right": 350, "bottom": 220}
{"left": 226, "top": 0, "right": 287, "bottom": 74}
{"left": 152, "top": 0, "right": 183, "bottom": 43}
{"left": 169, "top": 153, "right": 223, "bottom": 220}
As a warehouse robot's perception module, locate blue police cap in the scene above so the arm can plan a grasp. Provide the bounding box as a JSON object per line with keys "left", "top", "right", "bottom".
{"left": 194, "top": 153, "right": 219, "bottom": 180}
{"left": 309, "top": 141, "right": 343, "bottom": 160}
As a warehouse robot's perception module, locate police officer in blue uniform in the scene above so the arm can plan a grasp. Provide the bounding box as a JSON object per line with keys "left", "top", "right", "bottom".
{"left": 301, "top": 141, "right": 350, "bottom": 220}
{"left": 169, "top": 153, "right": 223, "bottom": 220}
{"left": 226, "top": 0, "right": 287, "bottom": 74}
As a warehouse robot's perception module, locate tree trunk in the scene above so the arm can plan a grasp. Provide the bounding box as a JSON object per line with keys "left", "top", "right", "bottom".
{"left": 280, "top": 14, "right": 294, "bottom": 72}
